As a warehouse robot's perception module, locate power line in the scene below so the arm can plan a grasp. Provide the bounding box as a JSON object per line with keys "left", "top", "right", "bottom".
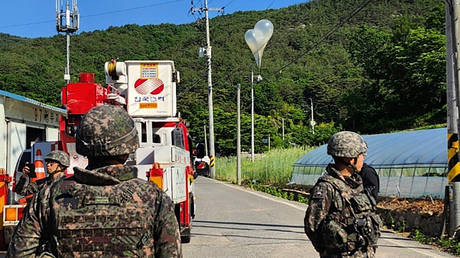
{"left": 0, "top": 0, "right": 186, "bottom": 30}
{"left": 273, "top": 0, "right": 373, "bottom": 74}
{"left": 0, "top": 19, "right": 54, "bottom": 29}
{"left": 266, "top": 0, "right": 276, "bottom": 9}
{"left": 83, "top": 0, "right": 185, "bottom": 18}
{"left": 223, "top": 0, "right": 236, "bottom": 9}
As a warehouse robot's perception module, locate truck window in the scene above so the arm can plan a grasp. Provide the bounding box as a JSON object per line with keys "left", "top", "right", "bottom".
{"left": 141, "top": 122, "right": 147, "bottom": 143}
{"left": 151, "top": 123, "right": 161, "bottom": 143}
{"left": 172, "top": 127, "right": 184, "bottom": 149}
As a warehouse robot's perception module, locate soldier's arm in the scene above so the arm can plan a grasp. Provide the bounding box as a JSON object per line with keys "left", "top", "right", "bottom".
{"left": 21, "top": 181, "right": 42, "bottom": 196}
{"left": 304, "top": 182, "right": 334, "bottom": 251}
{"left": 7, "top": 192, "right": 43, "bottom": 256}
{"left": 153, "top": 193, "right": 182, "bottom": 258}
{"left": 14, "top": 175, "right": 29, "bottom": 196}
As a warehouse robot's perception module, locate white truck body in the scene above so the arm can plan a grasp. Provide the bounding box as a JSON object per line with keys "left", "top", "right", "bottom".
{"left": 107, "top": 61, "right": 189, "bottom": 204}
{"left": 106, "top": 60, "right": 178, "bottom": 118}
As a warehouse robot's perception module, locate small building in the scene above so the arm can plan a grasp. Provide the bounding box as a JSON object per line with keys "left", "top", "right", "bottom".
{"left": 0, "top": 90, "right": 66, "bottom": 177}
{"left": 291, "top": 128, "right": 447, "bottom": 198}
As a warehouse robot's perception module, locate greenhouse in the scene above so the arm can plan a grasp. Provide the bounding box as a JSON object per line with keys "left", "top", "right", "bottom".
{"left": 291, "top": 128, "right": 448, "bottom": 198}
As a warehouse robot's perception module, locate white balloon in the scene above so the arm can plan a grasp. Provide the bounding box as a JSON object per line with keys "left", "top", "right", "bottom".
{"left": 244, "top": 19, "right": 274, "bottom": 68}
{"left": 244, "top": 30, "right": 259, "bottom": 56}
{"left": 254, "top": 19, "right": 273, "bottom": 45}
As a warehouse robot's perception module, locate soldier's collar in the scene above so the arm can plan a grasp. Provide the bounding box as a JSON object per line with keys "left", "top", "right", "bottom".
{"left": 73, "top": 165, "right": 137, "bottom": 185}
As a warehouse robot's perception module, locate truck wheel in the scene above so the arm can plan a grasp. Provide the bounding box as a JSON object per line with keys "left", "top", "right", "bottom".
{"left": 181, "top": 229, "right": 191, "bottom": 243}
{"left": 181, "top": 194, "right": 193, "bottom": 243}
{"left": 190, "top": 193, "right": 195, "bottom": 219}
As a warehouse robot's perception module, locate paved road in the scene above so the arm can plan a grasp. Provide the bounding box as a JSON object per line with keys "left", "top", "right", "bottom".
{"left": 183, "top": 177, "right": 455, "bottom": 258}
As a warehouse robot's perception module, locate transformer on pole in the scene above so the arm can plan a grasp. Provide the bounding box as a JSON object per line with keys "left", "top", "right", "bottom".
{"left": 56, "top": 0, "right": 79, "bottom": 84}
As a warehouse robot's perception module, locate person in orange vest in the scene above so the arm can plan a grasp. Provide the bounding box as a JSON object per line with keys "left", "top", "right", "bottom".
{"left": 14, "top": 150, "right": 69, "bottom": 197}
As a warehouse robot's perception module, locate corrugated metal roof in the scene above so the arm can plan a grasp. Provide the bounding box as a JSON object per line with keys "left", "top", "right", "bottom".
{"left": 0, "top": 89, "right": 66, "bottom": 115}
{"left": 293, "top": 128, "right": 447, "bottom": 168}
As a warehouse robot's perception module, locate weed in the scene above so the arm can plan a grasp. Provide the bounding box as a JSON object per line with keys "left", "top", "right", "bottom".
{"left": 388, "top": 214, "right": 395, "bottom": 228}
{"left": 397, "top": 220, "right": 406, "bottom": 233}
{"left": 215, "top": 147, "right": 308, "bottom": 185}
{"left": 298, "top": 195, "right": 309, "bottom": 204}
{"left": 413, "top": 229, "right": 433, "bottom": 244}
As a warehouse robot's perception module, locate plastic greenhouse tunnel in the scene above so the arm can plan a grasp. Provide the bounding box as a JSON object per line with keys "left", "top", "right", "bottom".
{"left": 291, "top": 128, "right": 447, "bottom": 198}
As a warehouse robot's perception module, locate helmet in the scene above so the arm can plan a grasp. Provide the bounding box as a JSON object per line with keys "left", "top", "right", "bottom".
{"left": 45, "top": 150, "right": 70, "bottom": 167}
{"left": 327, "top": 131, "right": 367, "bottom": 158}
{"left": 76, "top": 105, "right": 139, "bottom": 157}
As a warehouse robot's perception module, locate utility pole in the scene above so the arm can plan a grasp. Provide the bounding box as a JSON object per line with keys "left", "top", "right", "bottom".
{"left": 204, "top": 125, "right": 208, "bottom": 156}
{"left": 251, "top": 70, "right": 255, "bottom": 162}
{"left": 56, "top": 0, "right": 79, "bottom": 84}
{"left": 192, "top": 0, "right": 223, "bottom": 179}
{"left": 237, "top": 83, "right": 241, "bottom": 185}
{"left": 282, "top": 118, "right": 285, "bottom": 142}
{"left": 446, "top": 0, "right": 460, "bottom": 236}
{"left": 309, "top": 98, "right": 316, "bottom": 134}
{"left": 268, "top": 134, "right": 270, "bottom": 152}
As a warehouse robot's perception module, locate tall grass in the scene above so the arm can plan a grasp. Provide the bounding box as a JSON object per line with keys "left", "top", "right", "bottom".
{"left": 215, "top": 147, "right": 310, "bottom": 185}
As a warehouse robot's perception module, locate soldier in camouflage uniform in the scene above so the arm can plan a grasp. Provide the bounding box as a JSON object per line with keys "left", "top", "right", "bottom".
{"left": 15, "top": 150, "right": 69, "bottom": 197}
{"left": 304, "top": 131, "right": 381, "bottom": 258}
{"left": 8, "top": 105, "right": 182, "bottom": 257}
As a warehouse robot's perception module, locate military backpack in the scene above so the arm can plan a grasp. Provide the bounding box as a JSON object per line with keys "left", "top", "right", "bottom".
{"left": 46, "top": 179, "right": 157, "bottom": 257}
{"left": 317, "top": 175, "right": 381, "bottom": 253}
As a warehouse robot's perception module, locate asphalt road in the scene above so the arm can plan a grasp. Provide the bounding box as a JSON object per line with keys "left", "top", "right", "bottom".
{"left": 183, "top": 176, "right": 455, "bottom": 258}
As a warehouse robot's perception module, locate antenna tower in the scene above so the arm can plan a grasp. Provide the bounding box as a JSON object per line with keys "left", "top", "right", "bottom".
{"left": 56, "top": 0, "right": 80, "bottom": 84}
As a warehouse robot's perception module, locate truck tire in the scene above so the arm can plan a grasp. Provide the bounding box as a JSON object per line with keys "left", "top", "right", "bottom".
{"left": 181, "top": 193, "right": 193, "bottom": 243}
{"left": 181, "top": 228, "right": 191, "bottom": 243}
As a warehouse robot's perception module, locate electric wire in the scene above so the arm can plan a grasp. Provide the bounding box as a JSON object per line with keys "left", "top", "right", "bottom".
{"left": 82, "top": 0, "right": 186, "bottom": 18}
{"left": 0, "top": 0, "right": 187, "bottom": 29}
{"left": 273, "top": 0, "right": 373, "bottom": 74}
{"left": 266, "top": 0, "right": 276, "bottom": 9}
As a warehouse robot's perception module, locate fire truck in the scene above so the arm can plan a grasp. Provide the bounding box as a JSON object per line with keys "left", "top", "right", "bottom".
{"left": 1, "top": 60, "right": 196, "bottom": 248}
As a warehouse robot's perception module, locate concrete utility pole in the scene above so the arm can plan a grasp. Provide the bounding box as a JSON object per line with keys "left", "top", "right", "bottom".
{"left": 268, "top": 134, "right": 270, "bottom": 151}
{"left": 237, "top": 83, "right": 241, "bottom": 185}
{"left": 251, "top": 70, "right": 255, "bottom": 162}
{"left": 192, "top": 0, "right": 223, "bottom": 178}
{"left": 446, "top": 0, "right": 460, "bottom": 236}
{"left": 309, "top": 98, "right": 316, "bottom": 134}
{"left": 204, "top": 125, "right": 208, "bottom": 156}
{"left": 282, "top": 118, "right": 285, "bottom": 142}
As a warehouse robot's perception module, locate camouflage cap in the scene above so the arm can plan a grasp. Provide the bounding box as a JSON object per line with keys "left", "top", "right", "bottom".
{"left": 76, "top": 105, "right": 139, "bottom": 157}
{"left": 45, "top": 150, "right": 70, "bottom": 167}
{"left": 327, "top": 131, "right": 367, "bottom": 158}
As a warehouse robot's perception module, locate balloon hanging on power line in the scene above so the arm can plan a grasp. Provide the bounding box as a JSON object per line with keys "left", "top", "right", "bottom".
{"left": 244, "top": 19, "right": 274, "bottom": 69}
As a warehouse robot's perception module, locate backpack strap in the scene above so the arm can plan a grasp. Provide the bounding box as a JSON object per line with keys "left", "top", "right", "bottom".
{"left": 318, "top": 175, "right": 357, "bottom": 217}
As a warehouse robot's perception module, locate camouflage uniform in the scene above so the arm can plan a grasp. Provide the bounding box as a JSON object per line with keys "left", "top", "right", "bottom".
{"left": 304, "top": 131, "right": 380, "bottom": 258}
{"left": 14, "top": 175, "right": 62, "bottom": 197}
{"left": 8, "top": 105, "right": 182, "bottom": 257}
{"left": 14, "top": 150, "right": 69, "bottom": 197}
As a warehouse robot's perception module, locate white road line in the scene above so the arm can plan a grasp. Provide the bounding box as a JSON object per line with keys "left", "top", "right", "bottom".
{"left": 205, "top": 177, "right": 306, "bottom": 211}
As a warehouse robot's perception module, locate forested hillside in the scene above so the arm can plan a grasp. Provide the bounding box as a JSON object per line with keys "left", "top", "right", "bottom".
{"left": 0, "top": 0, "right": 445, "bottom": 155}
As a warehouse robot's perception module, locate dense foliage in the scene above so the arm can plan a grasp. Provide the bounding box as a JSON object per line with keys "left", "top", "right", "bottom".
{"left": 0, "top": 0, "right": 446, "bottom": 156}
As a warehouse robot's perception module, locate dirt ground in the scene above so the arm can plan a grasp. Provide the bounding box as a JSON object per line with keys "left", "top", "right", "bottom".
{"left": 377, "top": 197, "right": 445, "bottom": 216}
{"left": 284, "top": 183, "right": 446, "bottom": 216}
